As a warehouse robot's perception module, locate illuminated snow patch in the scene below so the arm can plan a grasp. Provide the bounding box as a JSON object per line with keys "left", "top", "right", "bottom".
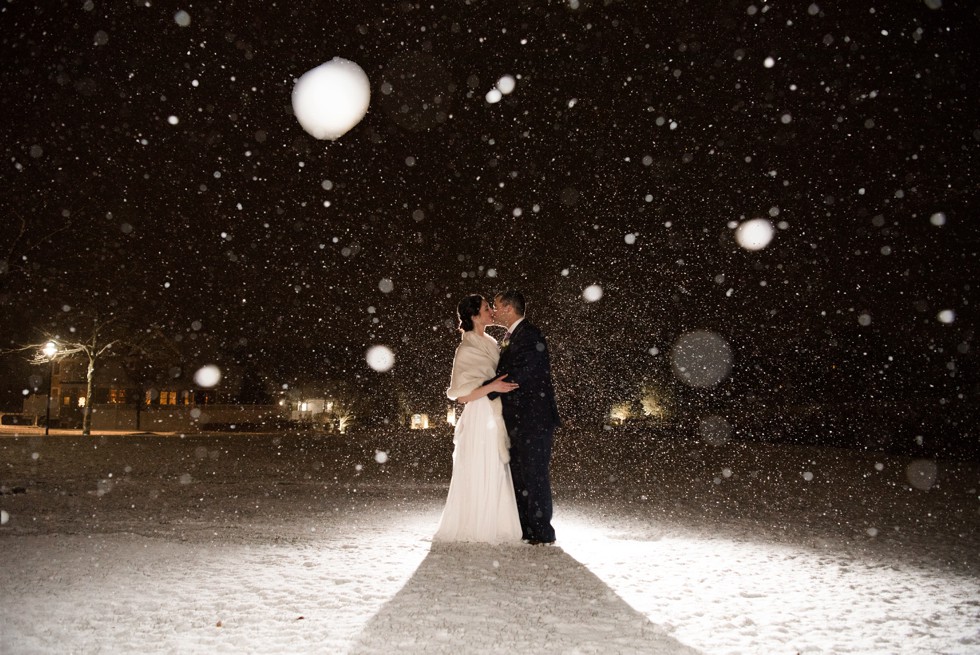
{"left": 366, "top": 345, "right": 395, "bottom": 372}
{"left": 582, "top": 285, "right": 603, "bottom": 302}
{"left": 292, "top": 58, "right": 371, "bottom": 140}
{"left": 735, "top": 218, "right": 775, "bottom": 250}
{"left": 670, "top": 331, "right": 732, "bottom": 387}
{"left": 193, "top": 365, "right": 222, "bottom": 388}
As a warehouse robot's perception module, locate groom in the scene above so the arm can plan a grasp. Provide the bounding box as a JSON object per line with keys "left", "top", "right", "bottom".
{"left": 489, "top": 290, "right": 561, "bottom": 545}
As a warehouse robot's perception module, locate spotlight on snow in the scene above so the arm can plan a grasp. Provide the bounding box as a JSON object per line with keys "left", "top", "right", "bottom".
{"left": 699, "top": 415, "right": 731, "bottom": 446}
{"left": 193, "top": 365, "right": 222, "bottom": 388}
{"left": 582, "top": 284, "right": 603, "bottom": 302}
{"left": 670, "top": 331, "right": 732, "bottom": 387}
{"left": 735, "top": 218, "right": 775, "bottom": 251}
{"left": 906, "top": 459, "right": 938, "bottom": 491}
{"left": 366, "top": 345, "right": 395, "bottom": 372}
{"left": 292, "top": 58, "right": 371, "bottom": 140}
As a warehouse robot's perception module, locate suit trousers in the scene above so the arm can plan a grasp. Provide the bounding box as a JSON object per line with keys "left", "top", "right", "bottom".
{"left": 508, "top": 426, "right": 556, "bottom": 542}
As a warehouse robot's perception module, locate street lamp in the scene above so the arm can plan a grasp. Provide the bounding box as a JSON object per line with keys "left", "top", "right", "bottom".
{"left": 42, "top": 341, "right": 57, "bottom": 436}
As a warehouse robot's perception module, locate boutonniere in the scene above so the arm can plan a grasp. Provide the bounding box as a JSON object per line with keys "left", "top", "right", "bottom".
{"left": 500, "top": 331, "right": 512, "bottom": 350}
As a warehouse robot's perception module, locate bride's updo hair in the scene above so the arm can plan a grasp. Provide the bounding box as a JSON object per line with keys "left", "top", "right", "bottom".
{"left": 456, "top": 294, "right": 483, "bottom": 332}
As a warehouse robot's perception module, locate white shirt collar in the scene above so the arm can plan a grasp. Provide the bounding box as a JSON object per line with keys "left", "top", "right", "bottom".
{"left": 506, "top": 317, "right": 524, "bottom": 334}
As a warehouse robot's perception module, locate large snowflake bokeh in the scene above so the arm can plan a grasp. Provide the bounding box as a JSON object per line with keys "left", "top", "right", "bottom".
{"left": 1, "top": 1, "right": 976, "bottom": 451}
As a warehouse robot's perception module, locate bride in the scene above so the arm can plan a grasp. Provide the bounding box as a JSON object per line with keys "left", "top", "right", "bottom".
{"left": 433, "top": 294, "right": 523, "bottom": 544}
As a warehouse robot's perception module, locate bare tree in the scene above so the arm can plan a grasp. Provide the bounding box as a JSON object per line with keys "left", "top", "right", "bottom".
{"left": 15, "top": 314, "right": 178, "bottom": 436}
{"left": 118, "top": 329, "right": 183, "bottom": 431}
{"left": 0, "top": 210, "right": 72, "bottom": 291}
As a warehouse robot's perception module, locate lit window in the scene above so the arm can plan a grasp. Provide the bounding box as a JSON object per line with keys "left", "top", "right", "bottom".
{"left": 77, "top": 397, "right": 86, "bottom": 408}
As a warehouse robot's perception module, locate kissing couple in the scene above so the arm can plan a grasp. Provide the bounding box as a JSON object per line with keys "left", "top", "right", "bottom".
{"left": 433, "top": 290, "right": 561, "bottom": 546}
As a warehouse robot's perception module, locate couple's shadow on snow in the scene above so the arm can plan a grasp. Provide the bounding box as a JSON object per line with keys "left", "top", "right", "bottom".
{"left": 350, "top": 542, "right": 701, "bottom": 654}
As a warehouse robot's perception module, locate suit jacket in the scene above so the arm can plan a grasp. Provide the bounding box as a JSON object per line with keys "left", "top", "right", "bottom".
{"left": 493, "top": 319, "right": 561, "bottom": 435}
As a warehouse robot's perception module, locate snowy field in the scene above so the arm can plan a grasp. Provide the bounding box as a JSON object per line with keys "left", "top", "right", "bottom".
{"left": 1, "top": 427, "right": 977, "bottom": 654}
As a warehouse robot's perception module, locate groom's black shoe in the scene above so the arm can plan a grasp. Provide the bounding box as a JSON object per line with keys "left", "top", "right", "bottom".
{"left": 527, "top": 539, "right": 556, "bottom": 546}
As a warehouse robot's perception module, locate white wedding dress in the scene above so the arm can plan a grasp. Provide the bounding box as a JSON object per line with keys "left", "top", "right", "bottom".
{"left": 433, "top": 331, "right": 522, "bottom": 544}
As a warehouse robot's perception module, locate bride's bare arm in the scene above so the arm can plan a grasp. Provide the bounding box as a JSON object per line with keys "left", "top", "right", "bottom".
{"left": 456, "top": 375, "right": 518, "bottom": 403}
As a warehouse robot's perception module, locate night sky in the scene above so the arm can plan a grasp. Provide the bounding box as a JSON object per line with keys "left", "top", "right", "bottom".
{"left": 2, "top": 1, "right": 977, "bottom": 434}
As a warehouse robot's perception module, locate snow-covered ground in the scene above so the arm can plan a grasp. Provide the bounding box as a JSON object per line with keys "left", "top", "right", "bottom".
{"left": 1, "top": 427, "right": 977, "bottom": 654}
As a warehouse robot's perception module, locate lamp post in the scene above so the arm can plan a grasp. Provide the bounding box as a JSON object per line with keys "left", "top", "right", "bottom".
{"left": 42, "top": 341, "right": 57, "bottom": 436}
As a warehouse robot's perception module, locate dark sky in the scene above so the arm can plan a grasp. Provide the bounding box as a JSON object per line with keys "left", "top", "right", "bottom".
{"left": 1, "top": 1, "right": 977, "bottom": 423}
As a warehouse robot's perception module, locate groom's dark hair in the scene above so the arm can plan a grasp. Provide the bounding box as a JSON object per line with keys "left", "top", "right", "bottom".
{"left": 496, "top": 290, "right": 525, "bottom": 316}
{"left": 456, "top": 294, "right": 483, "bottom": 332}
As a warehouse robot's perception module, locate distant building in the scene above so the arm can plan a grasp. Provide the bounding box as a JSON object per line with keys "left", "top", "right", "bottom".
{"left": 22, "top": 356, "right": 278, "bottom": 432}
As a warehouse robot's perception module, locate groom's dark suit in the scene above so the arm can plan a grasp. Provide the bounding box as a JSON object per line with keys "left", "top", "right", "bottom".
{"left": 493, "top": 319, "right": 560, "bottom": 543}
